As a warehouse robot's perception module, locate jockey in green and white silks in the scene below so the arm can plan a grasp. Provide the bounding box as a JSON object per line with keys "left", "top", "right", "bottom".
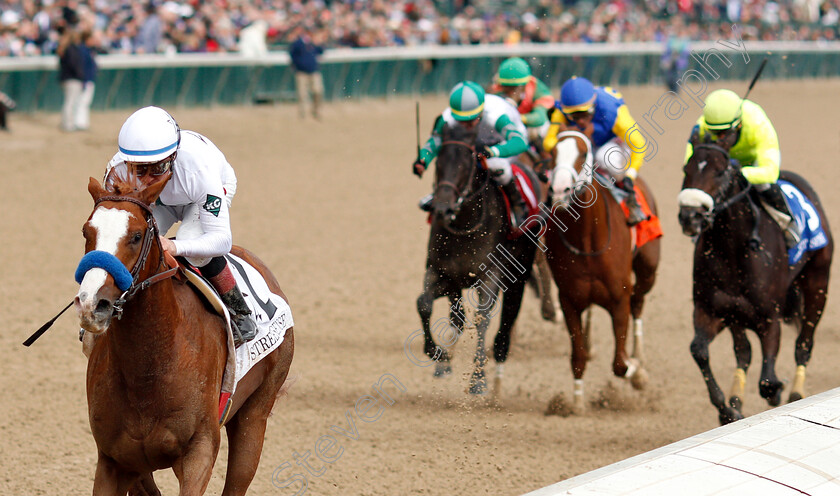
{"left": 412, "top": 81, "right": 530, "bottom": 224}
{"left": 682, "top": 89, "right": 800, "bottom": 248}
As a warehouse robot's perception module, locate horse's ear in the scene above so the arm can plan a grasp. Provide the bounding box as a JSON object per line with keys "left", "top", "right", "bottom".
{"left": 88, "top": 177, "right": 106, "bottom": 202}
{"left": 136, "top": 175, "right": 168, "bottom": 207}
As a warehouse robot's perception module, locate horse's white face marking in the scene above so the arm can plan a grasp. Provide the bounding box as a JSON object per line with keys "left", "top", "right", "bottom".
{"left": 697, "top": 160, "right": 707, "bottom": 172}
{"left": 76, "top": 207, "right": 132, "bottom": 318}
{"left": 551, "top": 138, "right": 581, "bottom": 200}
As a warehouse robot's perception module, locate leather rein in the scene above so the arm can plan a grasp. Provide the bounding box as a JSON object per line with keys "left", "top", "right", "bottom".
{"left": 94, "top": 195, "right": 179, "bottom": 319}
{"left": 434, "top": 139, "right": 491, "bottom": 235}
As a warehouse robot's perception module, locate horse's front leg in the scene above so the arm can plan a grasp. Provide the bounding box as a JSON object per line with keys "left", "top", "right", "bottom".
{"left": 728, "top": 325, "right": 751, "bottom": 416}
{"left": 557, "top": 297, "right": 587, "bottom": 414}
{"left": 93, "top": 452, "right": 137, "bottom": 496}
{"left": 609, "top": 292, "right": 648, "bottom": 390}
{"left": 172, "top": 427, "right": 220, "bottom": 496}
{"left": 492, "top": 275, "right": 529, "bottom": 398}
{"left": 535, "top": 248, "right": 557, "bottom": 322}
{"left": 756, "top": 317, "right": 784, "bottom": 407}
{"left": 689, "top": 308, "right": 740, "bottom": 424}
{"left": 417, "top": 270, "right": 451, "bottom": 377}
{"left": 469, "top": 279, "right": 501, "bottom": 395}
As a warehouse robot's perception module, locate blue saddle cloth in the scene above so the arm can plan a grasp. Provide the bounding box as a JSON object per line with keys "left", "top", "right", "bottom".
{"left": 779, "top": 180, "right": 829, "bottom": 265}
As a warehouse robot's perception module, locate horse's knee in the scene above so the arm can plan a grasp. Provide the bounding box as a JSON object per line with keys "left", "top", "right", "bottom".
{"left": 416, "top": 294, "right": 432, "bottom": 319}
{"left": 690, "top": 336, "right": 710, "bottom": 365}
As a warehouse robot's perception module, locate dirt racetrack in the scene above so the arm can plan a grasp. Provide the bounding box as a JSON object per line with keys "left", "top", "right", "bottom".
{"left": 2, "top": 80, "right": 839, "bottom": 495}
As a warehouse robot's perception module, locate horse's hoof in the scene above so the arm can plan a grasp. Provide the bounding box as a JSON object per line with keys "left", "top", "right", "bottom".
{"left": 469, "top": 372, "right": 487, "bottom": 395}
{"left": 629, "top": 366, "right": 649, "bottom": 390}
{"left": 718, "top": 408, "right": 744, "bottom": 425}
{"left": 433, "top": 361, "right": 452, "bottom": 378}
{"left": 789, "top": 392, "right": 803, "bottom": 403}
{"left": 541, "top": 306, "right": 557, "bottom": 322}
{"left": 728, "top": 395, "right": 743, "bottom": 413}
{"left": 759, "top": 380, "right": 784, "bottom": 407}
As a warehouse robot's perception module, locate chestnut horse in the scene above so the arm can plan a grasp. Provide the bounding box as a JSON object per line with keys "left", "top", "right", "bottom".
{"left": 543, "top": 131, "right": 659, "bottom": 413}
{"left": 679, "top": 139, "right": 833, "bottom": 424}
{"left": 75, "top": 177, "right": 294, "bottom": 495}
{"left": 416, "top": 124, "right": 538, "bottom": 396}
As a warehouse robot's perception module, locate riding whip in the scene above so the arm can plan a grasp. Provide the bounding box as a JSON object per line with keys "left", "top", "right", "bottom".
{"left": 23, "top": 301, "right": 73, "bottom": 347}
{"left": 738, "top": 57, "right": 768, "bottom": 113}
{"left": 415, "top": 101, "right": 421, "bottom": 157}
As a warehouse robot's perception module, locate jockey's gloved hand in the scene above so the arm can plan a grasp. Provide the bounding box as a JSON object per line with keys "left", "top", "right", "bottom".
{"left": 475, "top": 144, "right": 495, "bottom": 159}
{"left": 412, "top": 158, "right": 426, "bottom": 178}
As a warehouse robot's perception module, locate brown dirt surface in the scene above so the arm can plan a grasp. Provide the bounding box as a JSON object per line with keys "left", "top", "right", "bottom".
{"left": 2, "top": 80, "right": 839, "bottom": 495}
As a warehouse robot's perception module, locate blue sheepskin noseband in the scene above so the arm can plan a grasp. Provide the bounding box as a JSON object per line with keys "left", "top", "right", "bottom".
{"left": 75, "top": 250, "right": 134, "bottom": 291}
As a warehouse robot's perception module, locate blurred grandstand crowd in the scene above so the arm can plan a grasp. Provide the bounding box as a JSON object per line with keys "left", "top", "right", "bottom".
{"left": 0, "top": 0, "right": 838, "bottom": 57}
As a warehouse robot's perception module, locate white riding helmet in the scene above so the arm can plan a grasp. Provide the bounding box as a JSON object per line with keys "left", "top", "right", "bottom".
{"left": 117, "top": 106, "right": 181, "bottom": 163}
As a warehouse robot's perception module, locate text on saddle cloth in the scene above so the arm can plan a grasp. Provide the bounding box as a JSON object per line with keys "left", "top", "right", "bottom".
{"left": 177, "top": 254, "right": 293, "bottom": 424}
{"left": 779, "top": 180, "right": 828, "bottom": 265}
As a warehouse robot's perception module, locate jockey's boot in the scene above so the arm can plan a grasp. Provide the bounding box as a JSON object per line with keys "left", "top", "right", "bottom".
{"left": 220, "top": 284, "right": 258, "bottom": 346}
{"left": 205, "top": 258, "right": 257, "bottom": 346}
{"left": 418, "top": 193, "right": 433, "bottom": 212}
{"left": 760, "top": 183, "right": 801, "bottom": 250}
{"left": 502, "top": 181, "right": 528, "bottom": 229}
{"left": 620, "top": 177, "right": 647, "bottom": 227}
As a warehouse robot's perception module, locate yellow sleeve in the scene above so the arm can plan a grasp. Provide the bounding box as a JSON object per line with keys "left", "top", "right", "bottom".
{"left": 740, "top": 109, "right": 781, "bottom": 184}
{"left": 542, "top": 110, "right": 567, "bottom": 153}
{"left": 684, "top": 118, "right": 704, "bottom": 164}
{"left": 613, "top": 105, "right": 646, "bottom": 173}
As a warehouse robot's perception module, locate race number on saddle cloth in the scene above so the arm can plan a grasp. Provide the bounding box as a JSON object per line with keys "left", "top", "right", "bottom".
{"left": 779, "top": 180, "right": 829, "bottom": 265}
{"left": 176, "top": 253, "right": 294, "bottom": 425}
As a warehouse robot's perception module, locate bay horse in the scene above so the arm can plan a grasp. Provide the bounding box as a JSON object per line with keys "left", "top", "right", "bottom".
{"left": 416, "top": 123, "right": 538, "bottom": 395}
{"left": 678, "top": 137, "right": 833, "bottom": 425}
{"left": 75, "top": 177, "right": 294, "bottom": 495}
{"left": 543, "top": 131, "right": 659, "bottom": 413}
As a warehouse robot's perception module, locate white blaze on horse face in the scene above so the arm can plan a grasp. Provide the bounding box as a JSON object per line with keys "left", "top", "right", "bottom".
{"left": 677, "top": 188, "right": 715, "bottom": 211}
{"left": 551, "top": 138, "right": 581, "bottom": 200}
{"left": 77, "top": 207, "right": 132, "bottom": 305}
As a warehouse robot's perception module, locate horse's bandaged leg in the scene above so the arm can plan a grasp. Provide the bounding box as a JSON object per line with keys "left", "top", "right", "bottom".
{"left": 791, "top": 365, "right": 806, "bottom": 397}
{"left": 573, "top": 379, "right": 585, "bottom": 413}
{"left": 632, "top": 318, "right": 644, "bottom": 361}
{"left": 729, "top": 367, "right": 746, "bottom": 399}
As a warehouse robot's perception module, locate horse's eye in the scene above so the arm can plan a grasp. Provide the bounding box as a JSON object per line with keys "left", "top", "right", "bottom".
{"left": 130, "top": 232, "right": 142, "bottom": 244}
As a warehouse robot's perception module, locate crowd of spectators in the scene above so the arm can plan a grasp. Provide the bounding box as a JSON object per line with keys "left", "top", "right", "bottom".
{"left": 1, "top": 0, "right": 839, "bottom": 57}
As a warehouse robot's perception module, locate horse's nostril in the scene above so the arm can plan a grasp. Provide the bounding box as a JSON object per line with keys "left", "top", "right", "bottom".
{"left": 95, "top": 299, "right": 113, "bottom": 315}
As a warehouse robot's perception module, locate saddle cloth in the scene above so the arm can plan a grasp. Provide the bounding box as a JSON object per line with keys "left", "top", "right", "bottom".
{"left": 504, "top": 164, "right": 542, "bottom": 239}
{"left": 779, "top": 180, "right": 829, "bottom": 265}
{"left": 177, "top": 253, "right": 294, "bottom": 425}
{"left": 594, "top": 172, "right": 663, "bottom": 249}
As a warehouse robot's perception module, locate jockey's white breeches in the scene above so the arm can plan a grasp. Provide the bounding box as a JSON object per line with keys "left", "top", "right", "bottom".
{"left": 486, "top": 157, "right": 513, "bottom": 185}
{"left": 153, "top": 187, "right": 235, "bottom": 267}
{"left": 595, "top": 138, "right": 632, "bottom": 177}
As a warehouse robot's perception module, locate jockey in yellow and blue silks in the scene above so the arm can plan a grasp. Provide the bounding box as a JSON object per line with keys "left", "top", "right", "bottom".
{"left": 684, "top": 88, "right": 800, "bottom": 248}
{"left": 543, "top": 77, "right": 648, "bottom": 226}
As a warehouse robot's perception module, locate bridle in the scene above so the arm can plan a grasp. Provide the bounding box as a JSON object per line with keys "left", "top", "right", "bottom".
{"left": 690, "top": 143, "right": 754, "bottom": 227}
{"left": 94, "top": 195, "right": 178, "bottom": 319}
{"left": 434, "top": 139, "right": 491, "bottom": 235}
